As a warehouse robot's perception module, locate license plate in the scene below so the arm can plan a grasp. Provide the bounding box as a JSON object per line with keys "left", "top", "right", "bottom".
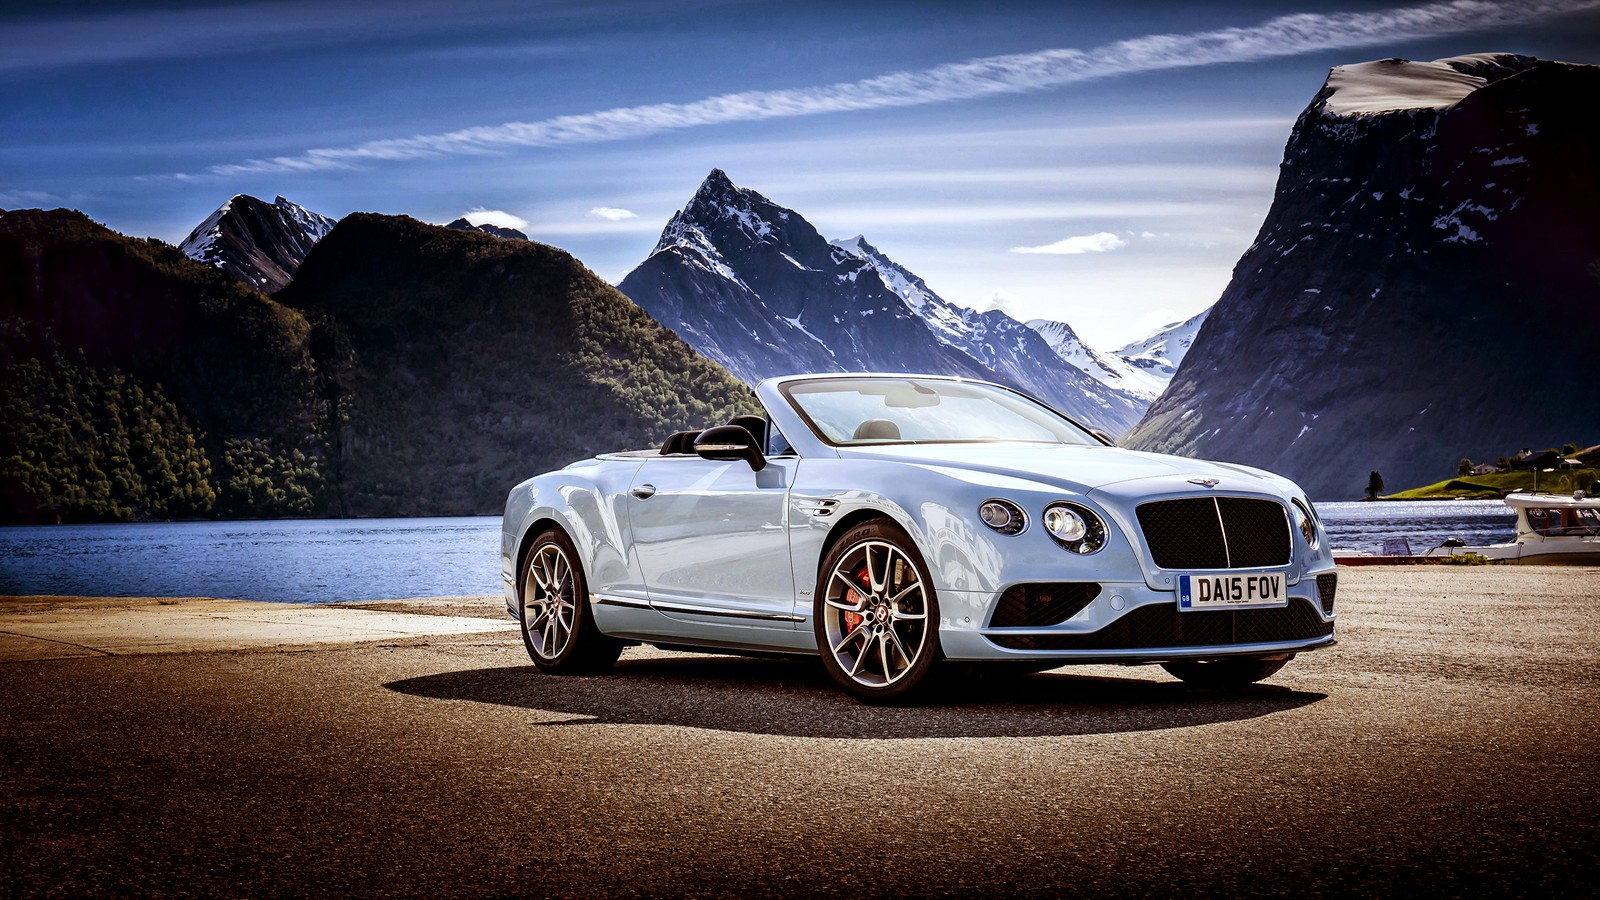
{"left": 1178, "top": 572, "right": 1287, "bottom": 610}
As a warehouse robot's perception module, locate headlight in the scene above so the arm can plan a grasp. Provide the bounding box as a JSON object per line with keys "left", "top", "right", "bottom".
{"left": 978, "top": 499, "right": 1026, "bottom": 535}
{"left": 1042, "top": 502, "right": 1106, "bottom": 554}
{"left": 1291, "top": 499, "right": 1318, "bottom": 549}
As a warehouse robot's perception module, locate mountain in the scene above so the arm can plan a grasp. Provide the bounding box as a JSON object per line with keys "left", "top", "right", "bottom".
{"left": 1122, "top": 54, "right": 1600, "bottom": 498}
{"left": 617, "top": 170, "right": 1148, "bottom": 434}
{"left": 0, "top": 208, "right": 324, "bottom": 523}
{"left": 276, "top": 214, "right": 760, "bottom": 517}
{"left": 179, "top": 194, "right": 337, "bottom": 293}
{"left": 1108, "top": 308, "right": 1211, "bottom": 396}
{"left": 1026, "top": 317, "right": 1171, "bottom": 401}
{"left": 445, "top": 218, "right": 528, "bottom": 241}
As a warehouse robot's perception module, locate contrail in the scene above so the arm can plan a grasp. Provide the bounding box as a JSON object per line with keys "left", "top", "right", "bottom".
{"left": 200, "top": 0, "right": 1596, "bottom": 177}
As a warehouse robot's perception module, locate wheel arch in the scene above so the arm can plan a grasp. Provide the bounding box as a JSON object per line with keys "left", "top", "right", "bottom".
{"left": 515, "top": 516, "right": 569, "bottom": 594}
{"left": 815, "top": 503, "right": 936, "bottom": 586}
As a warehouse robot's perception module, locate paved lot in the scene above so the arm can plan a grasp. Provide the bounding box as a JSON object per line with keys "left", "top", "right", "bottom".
{"left": 2, "top": 568, "right": 1597, "bottom": 897}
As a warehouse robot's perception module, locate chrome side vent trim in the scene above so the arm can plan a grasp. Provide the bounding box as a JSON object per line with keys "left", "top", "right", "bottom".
{"left": 796, "top": 498, "right": 840, "bottom": 517}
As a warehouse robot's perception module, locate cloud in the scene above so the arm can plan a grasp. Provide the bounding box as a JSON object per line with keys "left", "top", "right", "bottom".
{"left": 459, "top": 208, "right": 528, "bottom": 230}
{"left": 587, "top": 206, "right": 638, "bottom": 221}
{"left": 1011, "top": 232, "right": 1129, "bottom": 255}
{"left": 192, "top": 0, "right": 1595, "bottom": 177}
{"left": 0, "top": 188, "right": 63, "bottom": 207}
{"left": 979, "top": 288, "right": 1021, "bottom": 313}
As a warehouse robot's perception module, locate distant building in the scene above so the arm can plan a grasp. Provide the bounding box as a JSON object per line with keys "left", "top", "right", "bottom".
{"left": 1470, "top": 463, "right": 1498, "bottom": 476}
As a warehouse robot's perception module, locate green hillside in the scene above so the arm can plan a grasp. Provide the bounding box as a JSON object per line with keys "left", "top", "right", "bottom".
{"left": 0, "top": 209, "right": 760, "bottom": 522}
{"left": 0, "top": 209, "right": 323, "bottom": 523}
{"left": 274, "top": 214, "right": 761, "bottom": 516}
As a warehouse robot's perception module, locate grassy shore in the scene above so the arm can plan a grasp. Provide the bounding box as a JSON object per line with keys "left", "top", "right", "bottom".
{"left": 1385, "top": 467, "right": 1599, "bottom": 500}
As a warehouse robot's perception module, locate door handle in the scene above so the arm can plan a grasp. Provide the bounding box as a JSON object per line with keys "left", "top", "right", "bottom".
{"left": 631, "top": 484, "right": 656, "bottom": 499}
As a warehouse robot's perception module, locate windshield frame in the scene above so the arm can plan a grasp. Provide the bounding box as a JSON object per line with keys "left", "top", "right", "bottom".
{"left": 777, "top": 375, "right": 1105, "bottom": 449}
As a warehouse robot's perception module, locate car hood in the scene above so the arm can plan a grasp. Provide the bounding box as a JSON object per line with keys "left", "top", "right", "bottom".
{"left": 836, "top": 443, "right": 1288, "bottom": 495}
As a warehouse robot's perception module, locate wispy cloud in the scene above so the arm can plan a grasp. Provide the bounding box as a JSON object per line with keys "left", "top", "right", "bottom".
{"left": 1012, "top": 232, "right": 1129, "bottom": 255}
{"left": 0, "top": 188, "right": 64, "bottom": 207}
{"left": 193, "top": 0, "right": 1595, "bottom": 177}
{"left": 587, "top": 206, "right": 638, "bottom": 221}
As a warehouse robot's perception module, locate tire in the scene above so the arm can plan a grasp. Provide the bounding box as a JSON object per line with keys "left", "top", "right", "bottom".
{"left": 518, "top": 527, "right": 623, "bottom": 674}
{"left": 1161, "top": 655, "right": 1290, "bottom": 688}
{"left": 815, "top": 520, "right": 942, "bottom": 704}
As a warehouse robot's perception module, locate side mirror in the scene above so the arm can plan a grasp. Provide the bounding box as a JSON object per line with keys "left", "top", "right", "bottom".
{"left": 1089, "top": 429, "right": 1116, "bottom": 447}
{"left": 694, "top": 425, "right": 767, "bottom": 471}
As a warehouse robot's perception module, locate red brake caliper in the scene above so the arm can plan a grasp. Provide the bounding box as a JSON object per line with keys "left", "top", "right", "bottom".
{"left": 843, "top": 564, "right": 870, "bottom": 632}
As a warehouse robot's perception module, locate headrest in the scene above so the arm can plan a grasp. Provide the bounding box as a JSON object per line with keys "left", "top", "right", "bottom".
{"left": 852, "top": 418, "right": 901, "bottom": 441}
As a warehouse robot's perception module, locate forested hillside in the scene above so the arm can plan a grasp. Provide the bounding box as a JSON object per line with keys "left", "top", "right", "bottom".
{"left": 0, "top": 210, "right": 760, "bottom": 522}
{"left": 0, "top": 209, "right": 324, "bottom": 523}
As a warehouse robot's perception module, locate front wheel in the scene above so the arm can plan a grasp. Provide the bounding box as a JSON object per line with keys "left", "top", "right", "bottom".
{"left": 519, "top": 527, "right": 623, "bottom": 674}
{"left": 815, "top": 520, "right": 941, "bottom": 704}
{"left": 1162, "top": 655, "right": 1290, "bottom": 688}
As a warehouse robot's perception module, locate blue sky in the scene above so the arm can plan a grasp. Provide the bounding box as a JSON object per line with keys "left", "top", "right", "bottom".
{"left": 4, "top": 1, "right": 1597, "bottom": 348}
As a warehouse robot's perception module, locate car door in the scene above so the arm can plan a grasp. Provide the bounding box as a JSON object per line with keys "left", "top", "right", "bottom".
{"left": 628, "top": 456, "right": 798, "bottom": 627}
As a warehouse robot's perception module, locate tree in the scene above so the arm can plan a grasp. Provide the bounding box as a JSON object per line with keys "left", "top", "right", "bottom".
{"left": 1563, "top": 442, "right": 1578, "bottom": 456}
{"left": 1496, "top": 455, "right": 1510, "bottom": 470}
{"left": 1458, "top": 458, "right": 1473, "bottom": 477}
{"left": 1366, "top": 471, "right": 1385, "bottom": 500}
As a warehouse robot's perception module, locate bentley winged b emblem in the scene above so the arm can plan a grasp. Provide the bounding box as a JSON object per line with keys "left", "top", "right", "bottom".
{"left": 1188, "top": 477, "right": 1220, "bottom": 487}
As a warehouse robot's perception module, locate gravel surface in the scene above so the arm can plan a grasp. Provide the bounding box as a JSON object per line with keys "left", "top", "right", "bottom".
{"left": 2, "top": 567, "right": 1596, "bottom": 897}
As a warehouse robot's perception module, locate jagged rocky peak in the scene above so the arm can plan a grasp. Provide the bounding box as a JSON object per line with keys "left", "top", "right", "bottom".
{"left": 618, "top": 169, "right": 1154, "bottom": 434}
{"left": 445, "top": 218, "right": 528, "bottom": 241}
{"left": 178, "top": 193, "right": 337, "bottom": 293}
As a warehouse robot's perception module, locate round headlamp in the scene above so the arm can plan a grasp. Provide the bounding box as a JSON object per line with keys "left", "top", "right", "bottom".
{"left": 978, "top": 499, "right": 1026, "bottom": 535}
{"left": 1042, "top": 502, "right": 1106, "bottom": 554}
{"left": 1291, "top": 498, "right": 1318, "bottom": 549}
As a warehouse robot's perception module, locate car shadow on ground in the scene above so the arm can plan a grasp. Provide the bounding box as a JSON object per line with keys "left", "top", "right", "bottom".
{"left": 385, "top": 652, "right": 1326, "bottom": 739}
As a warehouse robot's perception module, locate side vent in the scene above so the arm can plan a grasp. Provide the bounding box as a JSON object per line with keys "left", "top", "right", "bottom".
{"left": 796, "top": 498, "right": 839, "bottom": 518}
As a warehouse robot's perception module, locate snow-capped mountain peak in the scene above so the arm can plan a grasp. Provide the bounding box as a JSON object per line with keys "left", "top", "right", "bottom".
{"left": 1112, "top": 308, "right": 1210, "bottom": 382}
{"left": 177, "top": 193, "right": 338, "bottom": 293}
{"left": 1026, "top": 318, "right": 1167, "bottom": 401}
{"left": 273, "top": 195, "right": 335, "bottom": 243}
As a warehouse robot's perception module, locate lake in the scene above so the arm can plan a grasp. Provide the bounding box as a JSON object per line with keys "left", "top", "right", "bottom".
{"left": 0, "top": 501, "right": 1516, "bottom": 603}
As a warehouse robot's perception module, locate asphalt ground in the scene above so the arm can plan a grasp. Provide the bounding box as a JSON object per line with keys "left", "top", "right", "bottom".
{"left": 2, "top": 567, "right": 1597, "bottom": 897}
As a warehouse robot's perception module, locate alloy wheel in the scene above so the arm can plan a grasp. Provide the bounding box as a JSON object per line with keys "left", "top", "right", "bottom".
{"left": 821, "top": 539, "right": 931, "bottom": 688}
{"left": 522, "top": 542, "right": 576, "bottom": 660}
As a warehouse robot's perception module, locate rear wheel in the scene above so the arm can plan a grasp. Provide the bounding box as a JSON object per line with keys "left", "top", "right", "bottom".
{"left": 815, "top": 520, "right": 941, "bottom": 704}
{"left": 1162, "top": 655, "right": 1289, "bottom": 688}
{"left": 519, "top": 527, "right": 623, "bottom": 674}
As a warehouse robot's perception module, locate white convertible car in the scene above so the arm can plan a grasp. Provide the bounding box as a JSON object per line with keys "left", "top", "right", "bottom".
{"left": 501, "top": 374, "right": 1337, "bottom": 703}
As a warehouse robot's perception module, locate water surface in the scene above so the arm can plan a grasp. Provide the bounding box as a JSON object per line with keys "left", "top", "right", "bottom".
{"left": 0, "top": 501, "right": 1518, "bottom": 603}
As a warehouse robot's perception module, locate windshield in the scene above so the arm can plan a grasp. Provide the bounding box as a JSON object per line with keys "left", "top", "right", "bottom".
{"left": 781, "top": 377, "right": 1099, "bottom": 446}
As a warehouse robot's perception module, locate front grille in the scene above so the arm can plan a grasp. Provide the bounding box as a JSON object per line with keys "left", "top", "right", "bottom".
{"left": 988, "top": 598, "right": 1332, "bottom": 651}
{"left": 989, "top": 583, "right": 1101, "bottom": 628}
{"left": 1136, "top": 497, "right": 1292, "bottom": 570}
{"left": 1316, "top": 573, "right": 1337, "bottom": 614}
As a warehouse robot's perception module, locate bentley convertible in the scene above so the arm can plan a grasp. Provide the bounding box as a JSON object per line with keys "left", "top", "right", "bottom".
{"left": 501, "top": 373, "right": 1337, "bottom": 703}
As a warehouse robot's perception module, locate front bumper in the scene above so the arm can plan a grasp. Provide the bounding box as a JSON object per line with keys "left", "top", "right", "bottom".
{"left": 937, "top": 569, "right": 1337, "bottom": 663}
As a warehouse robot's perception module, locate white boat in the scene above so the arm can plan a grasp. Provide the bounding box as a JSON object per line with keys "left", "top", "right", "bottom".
{"left": 1423, "top": 492, "right": 1600, "bottom": 565}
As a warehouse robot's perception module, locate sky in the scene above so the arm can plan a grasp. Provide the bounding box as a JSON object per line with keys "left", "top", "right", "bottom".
{"left": 4, "top": 1, "right": 1597, "bottom": 349}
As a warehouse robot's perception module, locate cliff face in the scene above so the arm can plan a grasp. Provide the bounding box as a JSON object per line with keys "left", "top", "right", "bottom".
{"left": 1123, "top": 55, "right": 1600, "bottom": 498}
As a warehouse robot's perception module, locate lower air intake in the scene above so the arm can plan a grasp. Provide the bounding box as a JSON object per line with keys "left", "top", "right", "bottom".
{"left": 988, "top": 597, "right": 1333, "bottom": 651}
